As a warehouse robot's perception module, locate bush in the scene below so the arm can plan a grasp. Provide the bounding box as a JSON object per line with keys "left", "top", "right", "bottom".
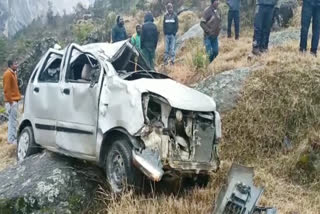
{"left": 104, "top": 12, "right": 117, "bottom": 42}
{"left": 72, "top": 21, "right": 95, "bottom": 44}
{"left": 192, "top": 47, "right": 209, "bottom": 70}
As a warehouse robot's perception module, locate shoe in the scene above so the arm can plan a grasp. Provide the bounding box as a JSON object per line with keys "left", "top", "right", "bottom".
{"left": 311, "top": 51, "right": 317, "bottom": 57}
{"left": 252, "top": 48, "right": 261, "bottom": 56}
{"left": 235, "top": 36, "right": 239, "bottom": 40}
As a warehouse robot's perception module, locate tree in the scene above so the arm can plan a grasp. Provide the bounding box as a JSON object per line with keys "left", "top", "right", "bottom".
{"left": 72, "top": 21, "right": 95, "bottom": 44}
{"left": 47, "top": 1, "right": 56, "bottom": 26}
{"left": 0, "top": 36, "right": 8, "bottom": 67}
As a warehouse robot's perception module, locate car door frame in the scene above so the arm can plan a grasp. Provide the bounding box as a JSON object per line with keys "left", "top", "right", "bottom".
{"left": 25, "top": 48, "right": 63, "bottom": 149}
{"left": 55, "top": 43, "right": 104, "bottom": 159}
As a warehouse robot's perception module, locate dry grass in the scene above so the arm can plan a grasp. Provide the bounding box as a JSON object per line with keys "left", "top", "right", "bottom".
{"left": 0, "top": 124, "right": 17, "bottom": 171}
{"left": 162, "top": 30, "right": 255, "bottom": 85}
{"left": 289, "top": 6, "right": 302, "bottom": 28}
{"left": 177, "top": 11, "right": 200, "bottom": 36}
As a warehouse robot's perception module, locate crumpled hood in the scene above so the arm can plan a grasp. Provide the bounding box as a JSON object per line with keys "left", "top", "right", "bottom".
{"left": 132, "top": 78, "right": 216, "bottom": 112}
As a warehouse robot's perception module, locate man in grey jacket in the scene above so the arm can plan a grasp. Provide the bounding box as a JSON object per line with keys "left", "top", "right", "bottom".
{"left": 252, "top": 0, "right": 281, "bottom": 55}
{"left": 227, "top": 0, "right": 240, "bottom": 40}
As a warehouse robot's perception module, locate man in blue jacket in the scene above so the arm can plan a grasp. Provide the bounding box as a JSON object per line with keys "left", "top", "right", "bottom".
{"left": 141, "top": 12, "right": 159, "bottom": 69}
{"left": 227, "top": 0, "right": 240, "bottom": 40}
{"left": 112, "top": 16, "right": 127, "bottom": 43}
{"left": 300, "top": 0, "right": 320, "bottom": 56}
{"left": 252, "top": 0, "right": 280, "bottom": 55}
{"left": 163, "top": 3, "right": 179, "bottom": 65}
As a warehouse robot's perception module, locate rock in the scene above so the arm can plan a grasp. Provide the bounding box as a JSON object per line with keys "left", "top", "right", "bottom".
{"left": 176, "top": 23, "right": 203, "bottom": 52}
{"left": 269, "top": 29, "right": 300, "bottom": 47}
{"left": 195, "top": 67, "right": 254, "bottom": 113}
{"left": 0, "top": 151, "right": 103, "bottom": 214}
{"left": 278, "top": 0, "right": 298, "bottom": 27}
{"left": 0, "top": 112, "right": 8, "bottom": 125}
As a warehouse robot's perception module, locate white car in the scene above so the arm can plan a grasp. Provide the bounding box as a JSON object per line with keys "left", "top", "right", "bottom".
{"left": 17, "top": 41, "right": 221, "bottom": 192}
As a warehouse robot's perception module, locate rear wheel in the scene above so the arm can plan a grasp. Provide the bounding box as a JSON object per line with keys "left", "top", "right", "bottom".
{"left": 105, "top": 138, "right": 143, "bottom": 193}
{"left": 17, "top": 126, "right": 40, "bottom": 161}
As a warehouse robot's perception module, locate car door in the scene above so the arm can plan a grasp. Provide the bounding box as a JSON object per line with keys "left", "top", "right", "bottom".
{"left": 55, "top": 44, "right": 103, "bottom": 157}
{"left": 26, "top": 49, "right": 62, "bottom": 148}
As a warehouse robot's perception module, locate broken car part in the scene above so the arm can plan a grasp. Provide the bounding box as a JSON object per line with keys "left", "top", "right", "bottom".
{"left": 212, "top": 164, "right": 277, "bottom": 214}
{"left": 132, "top": 148, "right": 164, "bottom": 182}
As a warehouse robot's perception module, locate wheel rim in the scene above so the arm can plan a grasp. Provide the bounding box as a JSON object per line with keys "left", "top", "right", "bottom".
{"left": 108, "top": 150, "right": 126, "bottom": 192}
{"left": 18, "top": 131, "right": 30, "bottom": 161}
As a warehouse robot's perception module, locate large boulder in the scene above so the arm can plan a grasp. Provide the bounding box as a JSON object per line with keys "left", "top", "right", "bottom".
{"left": 269, "top": 28, "right": 300, "bottom": 47}
{"left": 196, "top": 67, "right": 254, "bottom": 113}
{"left": 0, "top": 151, "right": 103, "bottom": 214}
{"left": 176, "top": 23, "right": 203, "bottom": 52}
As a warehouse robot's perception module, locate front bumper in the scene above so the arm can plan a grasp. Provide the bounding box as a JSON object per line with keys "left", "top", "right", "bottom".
{"left": 165, "top": 159, "right": 220, "bottom": 174}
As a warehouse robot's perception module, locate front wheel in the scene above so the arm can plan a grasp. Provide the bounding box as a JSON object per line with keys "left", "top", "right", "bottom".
{"left": 105, "top": 138, "right": 143, "bottom": 193}
{"left": 17, "top": 126, "right": 40, "bottom": 161}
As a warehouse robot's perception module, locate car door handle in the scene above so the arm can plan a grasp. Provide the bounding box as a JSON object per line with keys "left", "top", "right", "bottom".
{"left": 34, "top": 87, "right": 39, "bottom": 93}
{"left": 63, "top": 88, "right": 70, "bottom": 95}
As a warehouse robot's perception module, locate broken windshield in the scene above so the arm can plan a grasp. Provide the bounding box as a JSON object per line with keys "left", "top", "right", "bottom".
{"left": 121, "top": 71, "right": 170, "bottom": 81}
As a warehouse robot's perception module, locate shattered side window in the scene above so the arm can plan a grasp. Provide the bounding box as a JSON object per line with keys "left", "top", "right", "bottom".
{"left": 38, "top": 55, "right": 62, "bottom": 83}
{"left": 66, "top": 53, "right": 100, "bottom": 83}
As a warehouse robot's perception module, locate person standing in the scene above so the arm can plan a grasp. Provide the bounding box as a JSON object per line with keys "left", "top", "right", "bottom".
{"left": 200, "top": 0, "right": 221, "bottom": 63}
{"left": 112, "top": 16, "right": 127, "bottom": 43}
{"left": 227, "top": 0, "right": 240, "bottom": 40}
{"left": 131, "top": 24, "right": 142, "bottom": 51}
{"left": 300, "top": 0, "right": 320, "bottom": 56}
{"left": 3, "top": 60, "right": 21, "bottom": 145}
{"left": 252, "top": 0, "right": 280, "bottom": 55}
{"left": 141, "top": 12, "right": 159, "bottom": 69}
{"left": 163, "top": 3, "right": 179, "bottom": 65}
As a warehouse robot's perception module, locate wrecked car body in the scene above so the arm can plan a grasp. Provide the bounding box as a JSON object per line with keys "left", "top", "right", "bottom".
{"left": 17, "top": 40, "right": 221, "bottom": 192}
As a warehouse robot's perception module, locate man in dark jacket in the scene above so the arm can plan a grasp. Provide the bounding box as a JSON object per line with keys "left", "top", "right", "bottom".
{"left": 300, "top": 0, "right": 320, "bottom": 56}
{"left": 252, "top": 0, "right": 280, "bottom": 55}
{"left": 227, "top": 0, "right": 240, "bottom": 40}
{"left": 163, "top": 3, "right": 179, "bottom": 65}
{"left": 141, "top": 12, "right": 159, "bottom": 69}
{"left": 200, "top": 0, "right": 221, "bottom": 63}
{"left": 112, "top": 16, "right": 127, "bottom": 43}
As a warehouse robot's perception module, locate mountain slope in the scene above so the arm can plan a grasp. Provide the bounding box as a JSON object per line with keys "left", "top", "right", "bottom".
{"left": 0, "top": 0, "right": 94, "bottom": 37}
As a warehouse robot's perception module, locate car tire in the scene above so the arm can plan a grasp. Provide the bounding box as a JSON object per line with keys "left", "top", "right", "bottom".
{"left": 17, "top": 126, "right": 40, "bottom": 161}
{"left": 105, "top": 138, "right": 143, "bottom": 193}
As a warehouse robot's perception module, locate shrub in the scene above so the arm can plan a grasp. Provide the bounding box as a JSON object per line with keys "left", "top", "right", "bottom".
{"left": 72, "top": 21, "right": 95, "bottom": 44}
{"left": 192, "top": 47, "right": 209, "bottom": 70}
